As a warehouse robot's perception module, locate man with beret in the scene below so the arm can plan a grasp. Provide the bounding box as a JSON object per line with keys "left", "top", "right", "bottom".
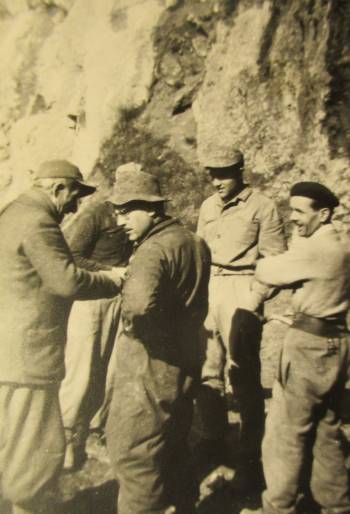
{"left": 106, "top": 167, "right": 211, "bottom": 514}
{"left": 0, "top": 160, "right": 124, "bottom": 514}
{"left": 243, "top": 182, "right": 350, "bottom": 514}
{"left": 196, "top": 148, "right": 286, "bottom": 488}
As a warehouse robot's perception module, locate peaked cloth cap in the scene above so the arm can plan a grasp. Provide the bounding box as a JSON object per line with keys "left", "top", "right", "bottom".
{"left": 36, "top": 159, "right": 96, "bottom": 197}
{"left": 110, "top": 164, "right": 166, "bottom": 206}
{"left": 290, "top": 181, "right": 339, "bottom": 209}
{"left": 201, "top": 147, "right": 244, "bottom": 169}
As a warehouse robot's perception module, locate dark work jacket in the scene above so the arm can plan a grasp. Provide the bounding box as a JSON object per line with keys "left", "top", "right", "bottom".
{"left": 0, "top": 189, "right": 120, "bottom": 385}
{"left": 64, "top": 201, "right": 131, "bottom": 271}
{"left": 120, "top": 218, "right": 211, "bottom": 376}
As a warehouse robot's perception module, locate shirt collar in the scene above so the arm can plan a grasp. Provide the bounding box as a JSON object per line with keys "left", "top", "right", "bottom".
{"left": 215, "top": 185, "right": 253, "bottom": 208}
{"left": 310, "top": 223, "right": 337, "bottom": 240}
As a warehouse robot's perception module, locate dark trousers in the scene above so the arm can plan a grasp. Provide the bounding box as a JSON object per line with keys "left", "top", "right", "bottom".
{"left": 106, "top": 333, "right": 198, "bottom": 514}
{"left": 197, "top": 274, "right": 265, "bottom": 462}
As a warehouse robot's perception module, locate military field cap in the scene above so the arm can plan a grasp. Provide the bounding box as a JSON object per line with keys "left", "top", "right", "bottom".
{"left": 290, "top": 181, "right": 339, "bottom": 209}
{"left": 202, "top": 147, "right": 244, "bottom": 169}
{"left": 110, "top": 163, "right": 166, "bottom": 206}
{"left": 36, "top": 159, "right": 96, "bottom": 197}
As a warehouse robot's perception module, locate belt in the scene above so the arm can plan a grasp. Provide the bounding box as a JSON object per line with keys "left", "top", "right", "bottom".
{"left": 291, "top": 312, "right": 349, "bottom": 338}
{"left": 211, "top": 262, "right": 255, "bottom": 273}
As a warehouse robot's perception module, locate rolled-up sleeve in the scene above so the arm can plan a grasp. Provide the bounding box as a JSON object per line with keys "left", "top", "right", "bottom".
{"left": 256, "top": 245, "right": 314, "bottom": 287}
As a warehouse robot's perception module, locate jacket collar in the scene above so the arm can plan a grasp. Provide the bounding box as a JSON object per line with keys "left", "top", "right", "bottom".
{"left": 17, "top": 188, "right": 61, "bottom": 223}
{"left": 135, "top": 217, "right": 179, "bottom": 248}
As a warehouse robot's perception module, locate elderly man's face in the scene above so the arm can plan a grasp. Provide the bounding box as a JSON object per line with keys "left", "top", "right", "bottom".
{"left": 208, "top": 166, "right": 243, "bottom": 202}
{"left": 56, "top": 180, "right": 82, "bottom": 216}
{"left": 116, "top": 205, "right": 154, "bottom": 242}
{"left": 289, "top": 196, "right": 329, "bottom": 237}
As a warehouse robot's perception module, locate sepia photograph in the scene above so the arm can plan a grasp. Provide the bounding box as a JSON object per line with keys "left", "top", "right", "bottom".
{"left": 0, "top": 1, "right": 350, "bottom": 514}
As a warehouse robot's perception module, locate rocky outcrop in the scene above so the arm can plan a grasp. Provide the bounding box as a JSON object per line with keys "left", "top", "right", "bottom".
{"left": 0, "top": 0, "right": 164, "bottom": 208}
{"left": 0, "top": 0, "right": 349, "bottom": 226}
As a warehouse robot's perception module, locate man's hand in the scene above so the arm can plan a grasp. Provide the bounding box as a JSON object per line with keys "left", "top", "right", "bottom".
{"left": 101, "top": 267, "right": 127, "bottom": 286}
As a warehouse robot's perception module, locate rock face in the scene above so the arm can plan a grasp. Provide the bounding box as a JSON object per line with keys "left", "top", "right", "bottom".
{"left": 0, "top": 0, "right": 164, "bottom": 207}
{"left": 1, "top": 0, "right": 350, "bottom": 226}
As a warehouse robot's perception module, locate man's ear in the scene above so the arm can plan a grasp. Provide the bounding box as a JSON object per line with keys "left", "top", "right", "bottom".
{"left": 320, "top": 207, "right": 331, "bottom": 223}
{"left": 52, "top": 181, "right": 65, "bottom": 197}
{"left": 148, "top": 209, "right": 157, "bottom": 219}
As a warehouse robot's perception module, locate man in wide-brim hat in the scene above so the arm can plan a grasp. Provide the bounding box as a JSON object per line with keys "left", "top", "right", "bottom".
{"left": 106, "top": 165, "right": 211, "bottom": 514}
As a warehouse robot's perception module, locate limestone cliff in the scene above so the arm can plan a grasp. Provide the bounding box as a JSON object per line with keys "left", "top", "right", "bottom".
{"left": 0, "top": 0, "right": 349, "bottom": 227}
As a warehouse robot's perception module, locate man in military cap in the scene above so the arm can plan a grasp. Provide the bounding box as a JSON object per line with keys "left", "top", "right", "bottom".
{"left": 0, "top": 160, "right": 124, "bottom": 514}
{"left": 243, "top": 182, "right": 350, "bottom": 514}
{"left": 196, "top": 147, "right": 286, "bottom": 487}
{"left": 106, "top": 166, "right": 211, "bottom": 514}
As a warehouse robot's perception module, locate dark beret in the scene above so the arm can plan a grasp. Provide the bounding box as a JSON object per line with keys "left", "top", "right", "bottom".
{"left": 290, "top": 181, "right": 339, "bottom": 209}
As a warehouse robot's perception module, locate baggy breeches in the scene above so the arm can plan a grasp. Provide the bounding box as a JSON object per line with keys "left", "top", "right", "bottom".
{"left": 197, "top": 274, "right": 265, "bottom": 457}
{"left": 106, "top": 333, "right": 198, "bottom": 514}
{"left": 0, "top": 384, "right": 65, "bottom": 508}
{"left": 262, "top": 328, "right": 350, "bottom": 514}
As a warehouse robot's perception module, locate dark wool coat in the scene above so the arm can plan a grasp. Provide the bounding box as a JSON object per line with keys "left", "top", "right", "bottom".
{"left": 0, "top": 188, "right": 120, "bottom": 385}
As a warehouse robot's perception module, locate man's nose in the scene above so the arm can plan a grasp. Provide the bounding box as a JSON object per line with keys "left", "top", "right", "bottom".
{"left": 117, "top": 214, "right": 126, "bottom": 226}
{"left": 212, "top": 178, "right": 221, "bottom": 187}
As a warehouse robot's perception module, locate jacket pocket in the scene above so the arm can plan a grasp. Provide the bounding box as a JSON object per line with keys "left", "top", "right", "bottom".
{"left": 233, "top": 216, "right": 259, "bottom": 246}
{"left": 24, "top": 326, "right": 64, "bottom": 381}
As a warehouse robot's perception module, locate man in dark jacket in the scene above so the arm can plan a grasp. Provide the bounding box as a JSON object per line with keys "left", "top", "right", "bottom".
{"left": 106, "top": 167, "right": 211, "bottom": 514}
{"left": 0, "top": 160, "right": 123, "bottom": 514}
{"left": 59, "top": 193, "right": 131, "bottom": 470}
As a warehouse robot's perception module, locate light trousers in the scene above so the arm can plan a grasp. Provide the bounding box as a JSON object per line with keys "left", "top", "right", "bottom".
{"left": 262, "top": 327, "right": 350, "bottom": 514}
{"left": 59, "top": 296, "right": 121, "bottom": 440}
{"left": 0, "top": 383, "right": 64, "bottom": 509}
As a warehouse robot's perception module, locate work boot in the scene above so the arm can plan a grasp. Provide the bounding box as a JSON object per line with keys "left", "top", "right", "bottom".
{"left": 193, "top": 435, "right": 228, "bottom": 474}
{"left": 230, "top": 460, "right": 265, "bottom": 495}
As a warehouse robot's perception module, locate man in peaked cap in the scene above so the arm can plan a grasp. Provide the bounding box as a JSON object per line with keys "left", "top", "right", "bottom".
{"left": 243, "top": 182, "right": 350, "bottom": 514}
{"left": 0, "top": 159, "right": 124, "bottom": 514}
{"left": 196, "top": 147, "right": 286, "bottom": 489}
{"left": 106, "top": 166, "right": 211, "bottom": 514}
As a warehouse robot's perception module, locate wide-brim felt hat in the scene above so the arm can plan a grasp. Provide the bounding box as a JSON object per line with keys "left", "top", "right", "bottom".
{"left": 110, "top": 164, "right": 166, "bottom": 206}
{"left": 36, "top": 159, "right": 96, "bottom": 198}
